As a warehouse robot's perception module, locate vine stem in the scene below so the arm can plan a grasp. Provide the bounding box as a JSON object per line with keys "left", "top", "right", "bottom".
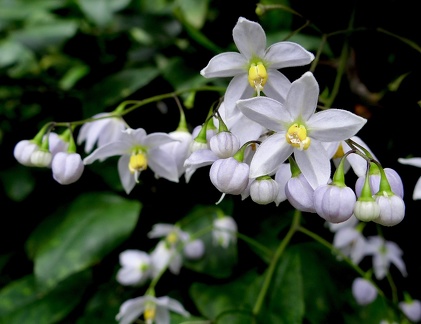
{"left": 252, "top": 209, "right": 301, "bottom": 317}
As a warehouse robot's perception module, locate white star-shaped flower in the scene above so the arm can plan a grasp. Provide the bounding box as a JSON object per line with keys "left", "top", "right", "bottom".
{"left": 83, "top": 128, "right": 178, "bottom": 194}
{"left": 201, "top": 17, "right": 314, "bottom": 121}
{"left": 237, "top": 71, "right": 367, "bottom": 188}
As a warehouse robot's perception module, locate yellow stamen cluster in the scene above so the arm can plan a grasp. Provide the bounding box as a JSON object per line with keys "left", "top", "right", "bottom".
{"left": 286, "top": 123, "right": 311, "bottom": 150}
{"left": 144, "top": 302, "right": 156, "bottom": 324}
{"left": 166, "top": 231, "right": 178, "bottom": 245}
{"left": 248, "top": 62, "right": 267, "bottom": 95}
{"left": 129, "top": 153, "right": 148, "bottom": 174}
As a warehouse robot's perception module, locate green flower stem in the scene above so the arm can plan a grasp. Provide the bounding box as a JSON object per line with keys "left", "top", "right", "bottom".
{"left": 252, "top": 209, "right": 301, "bottom": 317}
{"left": 51, "top": 86, "right": 225, "bottom": 128}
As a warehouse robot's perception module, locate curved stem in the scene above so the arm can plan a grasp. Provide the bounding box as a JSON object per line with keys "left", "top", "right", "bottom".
{"left": 252, "top": 209, "right": 301, "bottom": 317}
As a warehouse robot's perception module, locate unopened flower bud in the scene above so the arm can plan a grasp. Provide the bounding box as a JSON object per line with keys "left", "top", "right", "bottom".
{"left": 14, "top": 140, "right": 38, "bottom": 166}
{"left": 352, "top": 277, "right": 377, "bottom": 305}
{"left": 183, "top": 239, "right": 205, "bottom": 259}
{"left": 285, "top": 173, "right": 315, "bottom": 212}
{"left": 250, "top": 176, "right": 279, "bottom": 205}
{"left": 30, "top": 149, "right": 52, "bottom": 167}
{"left": 209, "top": 131, "right": 240, "bottom": 158}
{"left": 209, "top": 157, "right": 249, "bottom": 195}
{"left": 373, "top": 193, "right": 405, "bottom": 226}
{"left": 52, "top": 152, "right": 84, "bottom": 185}
{"left": 353, "top": 200, "right": 380, "bottom": 222}
{"left": 314, "top": 184, "right": 356, "bottom": 223}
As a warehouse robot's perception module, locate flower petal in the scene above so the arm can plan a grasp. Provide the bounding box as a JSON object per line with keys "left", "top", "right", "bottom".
{"left": 294, "top": 140, "right": 330, "bottom": 189}
{"left": 148, "top": 148, "right": 179, "bottom": 183}
{"left": 307, "top": 109, "right": 367, "bottom": 141}
{"left": 398, "top": 157, "right": 421, "bottom": 168}
{"left": 237, "top": 96, "right": 291, "bottom": 132}
{"left": 118, "top": 155, "right": 136, "bottom": 194}
{"left": 264, "top": 41, "right": 314, "bottom": 68}
{"left": 224, "top": 74, "right": 255, "bottom": 120}
{"left": 263, "top": 70, "right": 291, "bottom": 104}
{"left": 233, "top": 17, "right": 266, "bottom": 59}
{"left": 83, "top": 141, "right": 131, "bottom": 164}
{"left": 284, "top": 71, "right": 319, "bottom": 120}
{"left": 200, "top": 52, "right": 248, "bottom": 78}
{"left": 249, "top": 133, "right": 293, "bottom": 178}
{"left": 144, "top": 132, "right": 177, "bottom": 148}
{"left": 413, "top": 177, "right": 421, "bottom": 200}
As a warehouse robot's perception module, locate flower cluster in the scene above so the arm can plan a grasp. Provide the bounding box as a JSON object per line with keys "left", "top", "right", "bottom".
{"left": 11, "top": 16, "right": 416, "bottom": 324}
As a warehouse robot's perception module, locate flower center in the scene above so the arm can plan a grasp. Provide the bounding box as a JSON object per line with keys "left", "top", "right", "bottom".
{"left": 129, "top": 153, "right": 148, "bottom": 173}
{"left": 248, "top": 62, "right": 267, "bottom": 95}
{"left": 286, "top": 123, "right": 311, "bottom": 150}
{"left": 166, "top": 231, "right": 179, "bottom": 245}
{"left": 144, "top": 302, "right": 156, "bottom": 324}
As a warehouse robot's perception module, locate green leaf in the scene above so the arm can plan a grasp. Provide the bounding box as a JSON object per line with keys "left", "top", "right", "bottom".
{"left": 0, "top": 165, "right": 35, "bottom": 202}
{"left": 0, "top": 271, "right": 91, "bottom": 324}
{"left": 177, "top": 0, "right": 209, "bottom": 29}
{"left": 190, "top": 270, "right": 259, "bottom": 323}
{"left": 9, "top": 21, "right": 78, "bottom": 51}
{"left": 180, "top": 205, "right": 238, "bottom": 278}
{"left": 256, "top": 247, "right": 305, "bottom": 324}
{"left": 33, "top": 192, "right": 141, "bottom": 288}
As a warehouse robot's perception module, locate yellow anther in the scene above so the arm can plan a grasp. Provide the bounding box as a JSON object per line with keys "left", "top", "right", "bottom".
{"left": 144, "top": 302, "right": 156, "bottom": 323}
{"left": 166, "top": 232, "right": 178, "bottom": 245}
{"left": 332, "top": 144, "right": 345, "bottom": 159}
{"left": 129, "top": 153, "right": 148, "bottom": 173}
{"left": 286, "top": 123, "right": 311, "bottom": 150}
{"left": 248, "top": 62, "right": 267, "bottom": 95}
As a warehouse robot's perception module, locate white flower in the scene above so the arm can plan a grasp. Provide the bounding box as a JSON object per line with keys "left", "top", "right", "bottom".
{"left": 237, "top": 71, "right": 367, "bottom": 189}
{"left": 201, "top": 17, "right": 314, "bottom": 121}
{"left": 52, "top": 152, "right": 84, "bottom": 185}
{"left": 116, "top": 295, "right": 190, "bottom": 324}
{"left": 158, "top": 129, "right": 192, "bottom": 181}
{"left": 398, "top": 157, "right": 421, "bottom": 199}
{"left": 83, "top": 128, "right": 178, "bottom": 194}
{"left": 212, "top": 216, "right": 237, "bottom": 248}
{"left": 364, "top": 236, "right": 407, "bottom": 280}
{"left": 352, "top": 277, "right": 377, "bottom": 306}
{"left": 77, "top": 112, "right": 126, "bottom": 154}
{"left": 116, "top": 249, "right": 151, "bottom": 286}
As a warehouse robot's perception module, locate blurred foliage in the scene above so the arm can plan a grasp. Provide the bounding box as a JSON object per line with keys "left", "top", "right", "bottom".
{"left": 1, "top": 0, "right": 421, "bottom": 323}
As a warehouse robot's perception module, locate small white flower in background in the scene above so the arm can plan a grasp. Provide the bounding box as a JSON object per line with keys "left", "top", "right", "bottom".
{"left": 201, "top": 17, "right": 314, "bottom": 121}
{"left": 330, "top": 216, "right": 368, "bottom": 265}
{"left": 77, "top": 112, "right": 127, "bottom": 154}
{"left": 116, "top": 295, "right": 190, "bottom": 324}
{"left": 83, "top": 128, "right": 179, "bottom": 194}
{"left": 147, "top": 223, "right": 204, "bottom": 276}
{"left": 212, "top": 216, "right": 237, "bottom": 248}
{"left": 398, "top": 157, "right": 421, "bottom": 200}
{"left": 52, "top": 152, "right": 84, "bottom": 185}
{"left": 116, "top": 249, "right": 151, "bottom": 286}
{"left": 352, "top": 277, "right": 377, "bottom": 306}
{"left": 399, "top": 298, "right": 421, "bottom": 322}
{"left": 364, "top": 236, "right": 407, "bottom": 280}
{"left": 237, "top": 71, "right": 367, "bottom": 189}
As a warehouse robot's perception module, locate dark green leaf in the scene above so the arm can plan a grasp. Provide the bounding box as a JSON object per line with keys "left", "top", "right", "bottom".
{"left": 0, "top": 271, "right": 91, "bottom": 324}
{"left": 33, "top": 192, "right": 141, "bottom": 288}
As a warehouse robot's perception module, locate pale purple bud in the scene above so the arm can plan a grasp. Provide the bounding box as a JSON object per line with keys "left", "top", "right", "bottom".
{"left": 314, "top": 184, "right": 356, "bottom": 223}
{"left": 353, "top": 200, "right": 380, "bottom": 222}
{"left": 355, "top": 168, "right": 404, "bottom": 198}
{"left": 250, "top": 177, "right": 279, "bottom": 205}
{"left": 48, "top": 132, "right": 69, "bottom": 158}
{"left": 210, "top": 157, "right": 249, "bottom": 195}
{"left": 285, "top": 174, "right": 316, "bottom": 213}
{"left": 183, "top": 239, "right": 205, "bottom": 260}
{"left": 352, "top": 277, "right": 377, "bottom": 305}
{"left": 52, "top": 152, "right": 84, "bottom": 185}
{"left": 399, "top": 299, "right": 421, "bottom": 322}
{"left": 14, "top": 140, "right": 38, "bottom": 166}
{"left": 209, "top": 131, "right": 240, "bottom": 158}
{"left": 373, "top": 193, "right": 405, "bottom": 226}
{"left": 213, "top": 216, "right": 237, "bottom": 248}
